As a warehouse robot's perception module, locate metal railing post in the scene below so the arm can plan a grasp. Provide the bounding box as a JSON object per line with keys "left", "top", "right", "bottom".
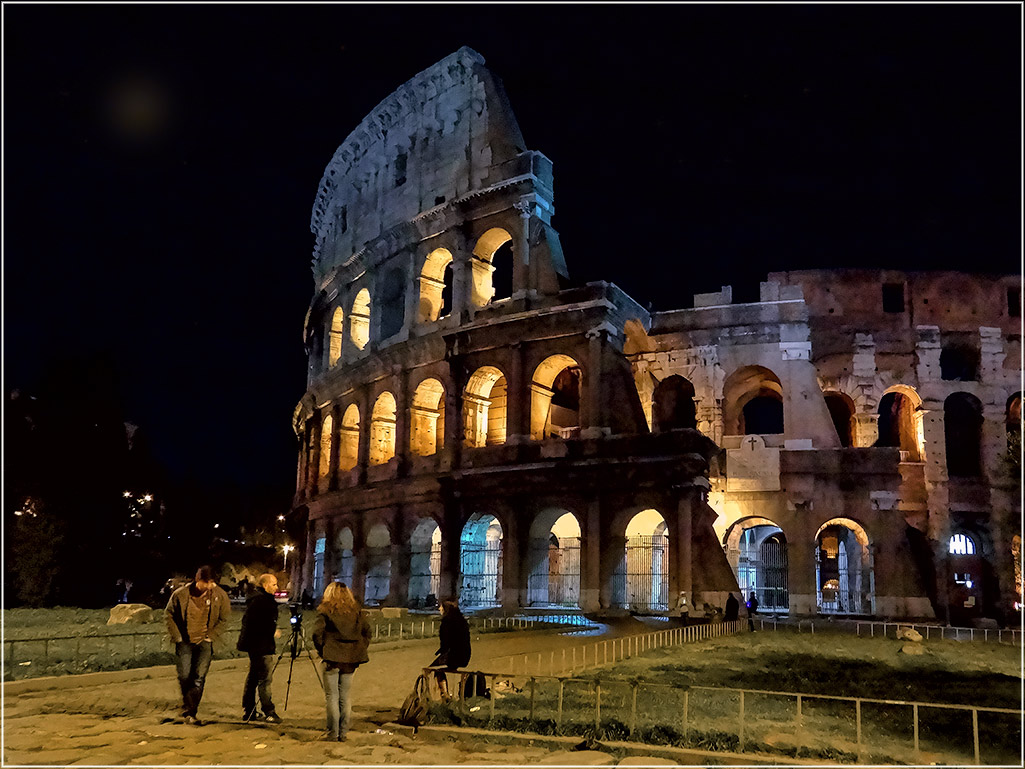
{"left": 630, "top": 683, "right": 638, "bottom": 735}
{"left": 594, "top": 682, "right": 601, "bottom": 727}
{"left": 557, "top": 680, "right": 564, "bottom": 726}
{"left": 912, "top": 703, "right": 920, "bottom": 762}
{"left": 856, "top": 698, "right": 863, "bottom": 762}
{"left": 682, "top": 689, "right": 689, "bottom": 734}
{"left": 972, "top": 708, "right": 980, "bottom": 764}
{"left": 795, "top": 694, "right": 803, "bottom": 751}
{"left": 529, "top": 677, "right": 535, "bottom": 721}
{"left": 738, "top": 690, "right": 745, "bottom": 751}
{"left": 489, "top": 675, "right": 496, "bottom": 720}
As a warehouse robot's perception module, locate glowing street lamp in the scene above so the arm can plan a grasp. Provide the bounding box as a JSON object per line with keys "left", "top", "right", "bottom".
{"left": 282, "top": 544, "right": 294, "bottom": 571}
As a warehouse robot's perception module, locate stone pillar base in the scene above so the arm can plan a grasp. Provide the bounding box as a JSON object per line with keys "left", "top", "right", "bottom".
{"left": 578, "top": 589, "right": 600, "bottom": 613}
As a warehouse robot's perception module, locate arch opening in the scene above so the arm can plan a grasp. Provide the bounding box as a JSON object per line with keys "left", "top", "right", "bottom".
{"left": 876, "top": 388, "right": 922, "bottom": 460}
{"left": 418, "top": 248, "right": 454, "bottom": 323}
{"left": 470, "top": 228, "right": 512, "bottom": 307}
{"left": 350, "top": 288, "right": 371, "bottom": 350}
{"left": 724, "top": 518, "right": 789, "bottom": 613}
{"left": 944, "top": 392, "right": 983, "bottom": 477}
{"left": 723, "top": 366, "right": 783, "bottom": 436}
{"left": 653, "top": 375, "right": 697, "bottom": 432}
{"left": 334, "top": 526, "right": 354, "bottom": 586}
{"left": 410, "top": 378, "right": 446, "bottom": 456}
{"left": 380, "top": 266, "right": 407, "bottom": 339}
{"left": 408, "top": 518, "right": 441, "bottom": 609}
{"left": 824, "top": 391, "right": 855, "bottom": 448}
{"left": 328, "top": 307, "right": 344, "bottom": 368}
{"left": 369, "top": 392, "right": 397, "bottom": 465}
{"left": 364, "top": 523, "right": 392, "bottom": 607}
{"left": 464, "top": 366, "right": 507, "bottom": 447}
{"left": 614, "top": 509, "right": 670, "bottom": 613}
{"left": 459, "top": 513, "right": 503, "bottom": 609}
{"left": 815, "top": 519, "right": 875, "bottom": 615}
{"left": 317, "top": 413, "right": 333, "bottom": 492}
{"left": 339, "top": 404, "right": 360, "bottom": 472}
{"left": 527, "top": 511, "right": 581, "bottom": 607}
{"left": 530, "top": 355, "right": 581, "bottom": 440}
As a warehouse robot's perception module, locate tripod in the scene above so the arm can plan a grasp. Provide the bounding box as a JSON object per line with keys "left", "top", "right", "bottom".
{"left": 266, "top": 616, "right": 323, "bottom": 713}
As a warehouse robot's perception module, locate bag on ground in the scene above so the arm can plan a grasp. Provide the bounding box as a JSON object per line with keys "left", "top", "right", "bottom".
{"left": 397, "top": 673, "right": 430, "bottom": 728}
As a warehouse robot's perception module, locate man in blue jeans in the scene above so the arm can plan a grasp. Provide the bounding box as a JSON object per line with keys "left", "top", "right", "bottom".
{"left": 164, "top": 566, "right": 231, "bottom": 725}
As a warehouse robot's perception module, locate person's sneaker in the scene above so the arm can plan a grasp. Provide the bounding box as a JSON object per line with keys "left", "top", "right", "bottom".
{"left": 242, "top": 709, "right": 259, "bottom": 723}
{"left": 264, "top": 713, "right": 282, "bottom": 724}
{"left": 320, "top": 732, "right": 337, "bottom": 742}
{"left": 183, "top": 715, "right": 201, "bottom": 726}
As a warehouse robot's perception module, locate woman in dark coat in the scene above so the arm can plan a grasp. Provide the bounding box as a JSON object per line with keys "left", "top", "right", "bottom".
{"left": 312, "top": 582, "right": 372, "bottom": 741}
{"left": 430, "top": 600, "right": 471, "bottom": 701}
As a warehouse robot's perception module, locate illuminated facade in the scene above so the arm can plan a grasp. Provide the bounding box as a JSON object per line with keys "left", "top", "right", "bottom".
{"left": 292, "top": 48, "right": 1022, "bottom": 623}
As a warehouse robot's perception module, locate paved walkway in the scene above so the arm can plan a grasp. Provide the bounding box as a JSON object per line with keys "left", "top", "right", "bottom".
{"left": 3, "top": 619, "right": 687, "bottom": 765}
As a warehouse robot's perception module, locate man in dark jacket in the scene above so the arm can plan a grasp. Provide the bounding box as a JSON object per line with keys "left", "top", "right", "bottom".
{"left": 164, "top": 565, "right": 232, "bottom": 725}
{"left": 237, "top": 573, "right": 283, "bottom": 723}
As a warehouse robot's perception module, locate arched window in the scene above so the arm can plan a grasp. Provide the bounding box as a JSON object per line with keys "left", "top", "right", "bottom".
{"left": 327, "top": 307, "right": 344, "bottom": 368}
{"left": 379, "top": 266, "right": 406, "bottom": 339}
{"left": 530, "top": 355, "right": 581, "bottom": 440}
{"left": 410, "top": 378, "right": 445, "bottom": 456}
{"left": 824, "top": 392, "right": 855, "bottom": 448}
{"left": 723, "top": 366, "right": 783, "bottom": 436}
{"left": 470, "top": 228, "right": 512, "bottom": 307}
{"left": 464, "top": 366, "right": 507, "bottom": 447}
{"left": 409, "top": 518, "right": 441, "bottom": 608}
{"left": 527, "top": 511, "right": 581, "bottom": 607}
{"left": 460, "top": 513, "right": 503, "bottom": 608}
{"left": 815, "top": 519, "right": 874, "bottom": 615}
{"left": 944, "top": 392, "right": 983, "bottom": 477}
{"left": 652, "top": 375, "right": 697, "bottom": 432}
{"left": 724, "top": 518, "right": 789, "bottom": 612}
{"left": 339, "top": 404, "right": 360, "bottom": 472}
{"left": 948, "top": 533, "right": 976, "bottom": 555}
{"left": 364, "top": 523, "right": 391, "bottom": 606}
{"left": 317, "top": 413, "right": 333, "bottom": 491}
{"left": 418, "top": 248, "right": 454, "bottom": 323}
{"left": 350, "top": 289, "right": 371, "bottom": 350}
{"left": 615, "top": 509, "right": 670, "bottom": 613}
{"left": 876, "top": 387, "right": 923, "bottom": 460}
{"left": 369, "top": 392, "right": 397, "bottom": 465}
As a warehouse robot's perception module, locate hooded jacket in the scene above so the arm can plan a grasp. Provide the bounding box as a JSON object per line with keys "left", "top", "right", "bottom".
{"left": 312, "top": 606, "right": 371, "bottom": 668}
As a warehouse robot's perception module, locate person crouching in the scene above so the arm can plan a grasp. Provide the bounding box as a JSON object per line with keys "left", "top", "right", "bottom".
{"left": 312, "top": 582, "right": 371, "bottom": 742}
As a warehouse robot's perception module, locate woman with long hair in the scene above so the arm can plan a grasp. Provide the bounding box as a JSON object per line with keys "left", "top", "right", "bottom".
{"left": 429, "top": 600, "right": 471, "bottom": 701}
{"left": 312, "top": 582, "right": 371, "bottom": 741}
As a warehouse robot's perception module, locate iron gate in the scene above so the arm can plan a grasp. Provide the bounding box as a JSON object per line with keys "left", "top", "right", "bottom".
{"left": 817, "top": 539, "right": 874, "bottom": 614}
{"left": 364, "top": 546, "right": 391, "bottom": 606}
{"left": 460, "top": 539, "right": 503, "bottom": 608}
{"left": 408, "top": 542, "right": 441, "bottom": 607}
{"left": 615, "top": 535, "right": 670, "bottom": 612}
{"left": 335, "top": 548, "right": 354, "bottom": 586}
{"left": 527, "top": 538, "right": 581, "bottom": 606}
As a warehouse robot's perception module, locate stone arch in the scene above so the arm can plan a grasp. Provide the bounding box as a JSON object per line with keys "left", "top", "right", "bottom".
{"left": 815, "top": 517, "right": 874, "bottom": 615}
{"left": 334, "top": 525, "right": 354, "bottom": 585}
{"left": 328, "top": 306, "right": 344, "bottom": 368}
{"left": 418, "top": 248, "right": 454, "bottom": 323}
{"left": 408, "top": 517, "right": 441, "bottom": 608}
{"left": 459, "top": 512, "right": 504, "bottom": 608}
{"left": 410, "top": 378, "right": 445, "bottom": 456}
{"left": 944, "top": 392, "right": 983, "bottom": 477}
{"left": 823, "top": 391, "right": 856, "bottom": 448}
{"left": 470, "top": 227, "right": 513, "bottom": 307}
{"left": 723, "top": 517, "right": 789, "bottom": 612}
{"left": 339, "top": 404, "right": 360, "bottom": 472}
{"left": 350, "top": 288, "right": 371, "bottom": 350}
{"left": 526, "top": 509, "right": 581, "bottom": 606}
{"left": 876, "top": 385, "right": 923, "bottom": 460}
{"left": 464, "top": 366, "right": 507, "bottom": 447}
{"left": 370, "top": 392, "right": 397, "bottom": 465}
{"left": 364, "top": 521, "right": 392, "bottom": 606}
{"left": 652, "top": 374, "right": 697, "bottom": 432}
{"left": 1005, "top": 392, "right": 1021, "bottom": 455}
{"left": 379, "top": 266, "right": 407, "bottom": 339}
{"left": 317, "top": 413, "right": 333, "bottom": 491}
{"left": 723, "top": 366, "right": 783, "bottom": 436}
{"left": 530, "top": 354, "right": 582, "bottom": 440}
{"left": 614, "top": 508, "right": 670, "bottom": 613}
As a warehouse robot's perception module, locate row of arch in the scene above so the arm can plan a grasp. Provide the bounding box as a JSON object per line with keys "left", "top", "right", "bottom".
{"left": 307, "top": 355, "right": 582, "bottom": 487}
{"left": 317, "top": 228, "right": 515, "bottom": 369}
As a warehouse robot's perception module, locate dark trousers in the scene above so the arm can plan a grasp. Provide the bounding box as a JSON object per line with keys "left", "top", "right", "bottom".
{"left": 242, "top": 652, "right": 276, "bottom": 716}
{"left": 175, "top": 641, "right": 213, "bottom": 717}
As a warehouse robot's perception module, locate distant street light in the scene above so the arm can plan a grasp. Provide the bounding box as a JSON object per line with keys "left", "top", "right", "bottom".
{"left": 282, "top": 544, "right": 294, "bottom": 571}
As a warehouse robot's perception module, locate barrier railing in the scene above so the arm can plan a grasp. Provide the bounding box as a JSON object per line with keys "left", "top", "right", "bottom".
{"left": 430, "top": 667, "right": 1021, "bottom": 764}
{"left": 751, "top": 617, "right": 1023, "bottom": 645}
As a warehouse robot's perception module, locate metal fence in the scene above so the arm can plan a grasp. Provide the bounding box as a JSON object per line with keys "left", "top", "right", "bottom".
{"left": 439, "top": 670, "right": 1021, "bottom": 765}
{"left": 750, "top": 617, "right": 1024, "bottom": 645}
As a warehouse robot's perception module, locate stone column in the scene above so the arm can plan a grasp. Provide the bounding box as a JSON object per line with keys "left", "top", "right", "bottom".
{"left": 513, "top": 199, "right": 532, "bottom": 297}
{"left": 328, "top": 403, "right": 342, "bottom": 491}
{"left": 323, "top": 517, "right": 338, "bottom": 585}
{"left": 350, "top": 515, "right": 367, "bottom": 604}
{"left": 581, "top": 326, "right": 607, "bottom": 438}
{"left": 579, "top": 498, "right": 602, "bottom": 612}
{"left": 786, "top": 517, "right": 818, "bottom": 615}
{"left": 440, "top": 494, "right": 462, "bottom": 602}
{"left": 502, "top": 505, "right": 522, "bottom": 610}
{"left": 853, "top": 413, "right": 879, "bottom": 450}
{"left": 676, "top": 491, "right": 693, "bottom": 601}
{"left": 451, "top": 230, "right": 472, "bottom": 321}
{"left": 393, "top": 367, "right": 411, "bottom": 476}
{"left": 506, "top": 342, "right": 528, "bottom": 443}
{"left": 308, "top": 414, "right": 322, "bottom": 497}
{"left": 390, "top": 508, "right": 409, "bottom": 607}
{"left": 402, "top": 250, "right": 419, "bottom": 335}
{"left": 356, "top": 387, "right": 372, "bottom": 485}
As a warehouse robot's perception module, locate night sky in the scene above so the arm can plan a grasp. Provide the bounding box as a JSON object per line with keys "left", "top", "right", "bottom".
{"left": 4, "top": 4, "right": 1021, "bottom": 510}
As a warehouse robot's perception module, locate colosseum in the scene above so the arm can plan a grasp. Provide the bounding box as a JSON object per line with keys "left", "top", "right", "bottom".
{"left": 290, "top": 47, "right": 1022, "bottom": 625}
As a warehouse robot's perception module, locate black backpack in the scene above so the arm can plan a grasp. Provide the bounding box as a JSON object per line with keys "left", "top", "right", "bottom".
{"left": 397, "top": 674, "right": 430, "bottom": 729}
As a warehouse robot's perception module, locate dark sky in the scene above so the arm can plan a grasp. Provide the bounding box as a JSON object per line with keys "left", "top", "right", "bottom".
{"left": 4, "top": 4, "right": 1021, "bottom": 502}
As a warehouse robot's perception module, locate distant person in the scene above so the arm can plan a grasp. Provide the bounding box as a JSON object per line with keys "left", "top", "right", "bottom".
{"left": 430, "top": 600, "right": 471, "bottom": 702}
{"left": 747, "top": 591, "right": 759, "bottom": 631}
{"left": 312, "top": 582, "right": 371, "bottom": 742}
{"left": 237, "top": 573, "right": 283, "bottom": 724}
{"left": 164, "top": 565, "right": 232, "bottom": 725}
{"left": 724, "top": 592, "right": 739, "bottom": 622}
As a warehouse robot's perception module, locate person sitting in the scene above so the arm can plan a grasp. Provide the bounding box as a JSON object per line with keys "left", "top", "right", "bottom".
{"left": 429, "top": 600, "right": 471, "bottom": 702}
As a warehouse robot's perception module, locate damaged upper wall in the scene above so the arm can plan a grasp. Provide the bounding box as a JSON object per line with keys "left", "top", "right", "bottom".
{"left": 310, "top": 47, "right": 547, "bottom": 286}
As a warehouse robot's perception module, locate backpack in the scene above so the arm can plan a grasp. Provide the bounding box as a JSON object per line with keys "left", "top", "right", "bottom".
{"left": 397, "top": 674, "right": 430, "bottom": 729}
